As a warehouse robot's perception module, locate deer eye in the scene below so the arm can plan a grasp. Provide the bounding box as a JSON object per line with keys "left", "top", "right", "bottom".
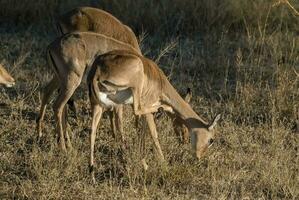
{"left": 208, "top": 138, "right": 214, "bottom": 146}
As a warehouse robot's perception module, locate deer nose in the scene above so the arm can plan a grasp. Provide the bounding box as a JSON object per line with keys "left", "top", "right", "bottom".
{"left": 6, "top": 79, "right": 15, "bottom": 88}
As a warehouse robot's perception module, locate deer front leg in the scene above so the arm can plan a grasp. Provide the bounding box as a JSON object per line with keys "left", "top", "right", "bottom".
{"left": 108, "top": 110, "right": 117, "bottom": 139}
{"left": 89, "top": 103, "right": 103, "bottom": 184}
{"left": 108, "top": 105, "right": 124, "bottom": 142}
{"left": 145, "top": 113, "right": 164, "bottom": 161}
{"left": 132, "top": 87, "right": 143, "bottom": 116}
{"left": 63, "top": 106, "right": 72, "bottom": 150}
{"left": 114, "top": 105, "right": 124, "bottom": 142}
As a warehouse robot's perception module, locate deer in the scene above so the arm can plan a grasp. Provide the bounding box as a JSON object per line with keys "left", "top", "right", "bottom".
{"left": 57, "top": 7, "right": 191, "bottom": 144}
{"left": 37, "top": 7, "right": 190, "bottom": 147}
{"left": 0, "top": 64, "right": 15, "bottom": 88}
{"left": 36, "top": 32, "right": 143, "bottom": 151}
{"left": 57, "top": 7, "right": 192, "bottom": 144}
{"left": 37, "top": 7, "right": 142, "bottom": 142}
{"left": 87, "top": 49, "right": 221, "bottom": 183}
{"left": 57, "top": 7, "right": 141, "bottom": 53}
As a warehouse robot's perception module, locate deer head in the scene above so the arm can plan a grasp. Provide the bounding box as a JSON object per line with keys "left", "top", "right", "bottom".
{"left": 0, "top": 64, "right": 15, "bottom": 88}
{"left": 190, "top": 114, "right": 221, "bottom": 159}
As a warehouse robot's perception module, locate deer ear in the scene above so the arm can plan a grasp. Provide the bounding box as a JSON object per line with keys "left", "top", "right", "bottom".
{"left": 208, "top": 114, "right": 221, "bottom": 131}
{"left": 184, "top": 87, "right": 192, "bottom": 103}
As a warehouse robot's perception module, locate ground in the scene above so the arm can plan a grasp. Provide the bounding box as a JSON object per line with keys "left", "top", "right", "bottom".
{"left": 0, "top": 1, "right": 298, "bottom": 199}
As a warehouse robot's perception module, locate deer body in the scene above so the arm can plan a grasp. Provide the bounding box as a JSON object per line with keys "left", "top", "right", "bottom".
{"left": 38, "top": 7, "right": 193, "bottom": 161}
{"left": 38, "top": 7, "right": 143, "bottom": 142}
{"left": 37, "top": 32, "right": 140, "bottom": 151}
{"left": 88, "top": 50, "right": 220, "bottom": 182}
{"left": 57, "top": 7, "right": 141, "bottom": 53}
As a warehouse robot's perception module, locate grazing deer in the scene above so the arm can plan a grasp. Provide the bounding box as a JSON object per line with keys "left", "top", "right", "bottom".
{"left": 57, "top": 7, "right": 191, "bottom": 144}
{"left": 88, "top": 49, "right": 221, "bottom": 182}
{"left": 38, "top": 7, "right": 190, "bottom": 147}
{"left": 0, "top": 64, "right": 15, "bottom": 88}
{"left": 36, "top": 32, "right": 141, "bottom": 151}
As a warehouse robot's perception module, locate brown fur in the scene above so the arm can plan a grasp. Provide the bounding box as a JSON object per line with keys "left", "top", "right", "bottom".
{"left": 56, "top": 7, "right": 189, "bottom": 147}
{"left": 56, "top": 7, "right": 142, "bottom": 142}
{"left": 88, "top": 49, "right": 221, "bottom": 182}
{"left": 0, "top": 64, "right": 15, "bottom": 87}
{"left": 36, "top": 32, "right": 141, "bottom": 150}
{"left": 58, "top": 7, "right": 141, "bottom": 53}
{"left": 172, "top": 89, "right": 192, "bottom": 143}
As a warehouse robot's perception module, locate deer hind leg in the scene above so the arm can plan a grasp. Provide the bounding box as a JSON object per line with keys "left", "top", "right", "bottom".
{"left": 108, "top": 110, "right": 117, "bottom": 139}
{"left": 89, "top": 103, "right": 103, "bottom": 184}
{"left": 53, "top": 72, "right": 81, "bottom": 152}
{"left": 145, "top": 113, "right": 164, "bottom": 161}
{"left": 67, "top": 97, "right": 78, "bottom": 118}
{"left": 114, "top": 105, "right": 124, "bottom": 142}
{"left": 108, "top": 106, "right": 125, "bottom": 148}
{"left": 62, "top": 106, "right": 72, "bottom": 150}
{"left": 36, "top": 76, "right": 59, "bottom": 138}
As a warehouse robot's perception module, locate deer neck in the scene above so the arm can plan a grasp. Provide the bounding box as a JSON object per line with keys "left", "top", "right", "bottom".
{"left": 161, "top": 79, "right": 208, "bottom": 129}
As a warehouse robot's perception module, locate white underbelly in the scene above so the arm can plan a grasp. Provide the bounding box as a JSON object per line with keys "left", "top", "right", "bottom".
{"left": 98, "top": 89, "right": 133, "bottom": 108}
{"left": 98, "top": 93, "right": 117, "bottom": 107}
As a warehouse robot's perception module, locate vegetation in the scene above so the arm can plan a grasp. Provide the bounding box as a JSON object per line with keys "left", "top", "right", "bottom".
{"left": 0, "top": 0, "right": 298, "bottom": 199}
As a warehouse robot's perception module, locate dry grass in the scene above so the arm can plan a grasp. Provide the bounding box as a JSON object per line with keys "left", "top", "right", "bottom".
{"left": 0, "top": 0, "right": 298, "bottom": 199}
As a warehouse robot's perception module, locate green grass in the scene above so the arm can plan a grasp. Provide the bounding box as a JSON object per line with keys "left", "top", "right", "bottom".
{"left": 0, "top": 0, "right": 298, "bottom": 199}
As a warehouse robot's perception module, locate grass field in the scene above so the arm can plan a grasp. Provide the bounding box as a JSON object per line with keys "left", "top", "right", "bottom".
{"left": 0, "top": 0, "right": 298, "bottom": 199}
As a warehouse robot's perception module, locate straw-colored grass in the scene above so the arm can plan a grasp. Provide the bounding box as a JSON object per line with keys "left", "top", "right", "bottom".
{"left": 0, "top": 0, "right": 298, "bottom": 199}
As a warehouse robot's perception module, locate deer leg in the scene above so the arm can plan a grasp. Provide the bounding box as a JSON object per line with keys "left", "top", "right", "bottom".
{"left": 36, "top": 77, "right": 59, "bottom": 138}
{"left": 63, "top": 106, "right": 72, "bottom": 150}
{"left": 182, "top": 125, "right": 189, "bottom": 144}
{"left": 114, "top": 105, "right": 124, "bottom": 142}
{"left": 134, "top": 115, "right": 141, "bottom": 129}
{"left": 132, "top": 88, "right": 142, "bottom": 116}
{"left": 67, "top": 98, "right": 78, "bottom": 119}
{"left": 145, "top": 113, "right": 164, "bottom": 161}
{"left": 89, "top": 103, "right": 103, "bottom": 184}
{"left": 53, "top": 72, "right": 81, "bottom": 152}
{"left": 108, "top": 110, "right": 117, "bottom": 139}
{"left": 140, "top": 116, "right": 148, "bottom": 171}
{"left": 138, "top": 115, "right": 146, "bottom": 163}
